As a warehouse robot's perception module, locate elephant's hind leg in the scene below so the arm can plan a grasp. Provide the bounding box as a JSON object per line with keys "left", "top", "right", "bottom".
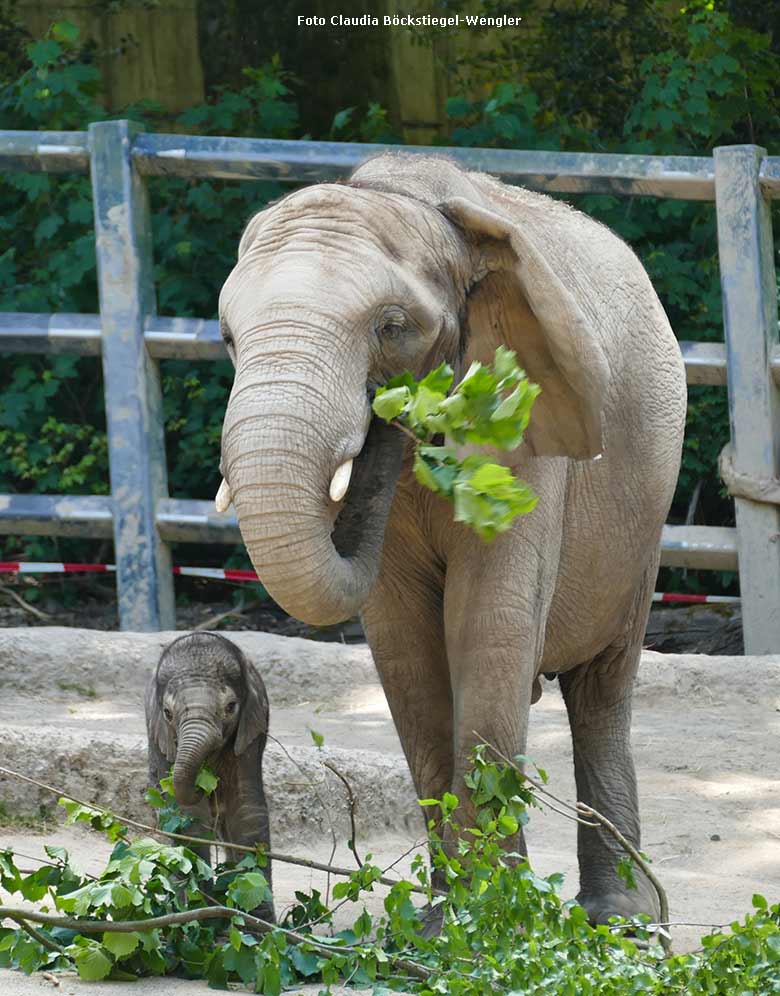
{"left": 558, "top": 561, "right": 660, "bottom": 924}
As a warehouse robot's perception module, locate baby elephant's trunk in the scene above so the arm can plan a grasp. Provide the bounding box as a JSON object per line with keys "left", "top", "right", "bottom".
{"left": 173, "top": 718, "right": 222, "bottom": 808}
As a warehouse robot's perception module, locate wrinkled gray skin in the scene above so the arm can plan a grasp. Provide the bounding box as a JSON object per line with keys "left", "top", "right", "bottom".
{"left": 145, "top": 632, "right": 273, "bottom": 921}
{"left": 218, "top": 153, "right": 687, "bottom": 924}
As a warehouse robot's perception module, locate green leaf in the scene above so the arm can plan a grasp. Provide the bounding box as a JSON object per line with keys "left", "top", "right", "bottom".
{"left": 20, "top": 866, "right": 54, "bottom": 902}
{"left": 331, "top": 107, "right": 355, "bottom": 132}
{"left": 458, "top": 360, "right": 497, "bottom": 398}
{"left": 617, "top": 856, "right": 638, "bottom": 891}
{"left": 51, "top": 20, "right": 79, "bottom": 44}
{"left": 67, "top": 938, "right": 113, "bottom": 981}
{"left": 309, "top": 728, "right": 324, "bottom": 748}
{"left": 418, "top": 361, "right": 454, "bottom": 395}
{"left": 442, "top": 792, "right": 459, "bottom": 816}
{"left": 413, "top": 446, "right": 459, "bottom": 496}
{"left": 43, "top": 845, "right": 69, "bottom": 864}
{"left": 195, "top": 765, "right": 218, "bottom": 796}
{"left": 413, "top": 448, "right": 441, "bottom": 493}
{"left": 290, "top": 944, "right": 320, "bottom": 976}
{"left": 27, "top": 39, "right": 61, "bottom": 67}
{"left": 102, "top": 932, "right": 140, "bottom": 958}
{"left": 228, "top": 871, "right": 272, "bottom": 911}
{"left": 492, "top": 345, "right": 520, "bottom": 383}
{"left": 372, "top": 385, "right": 410, "bottom": 422}
{"left": 409, "top": 384, "right": 447, "bottom": 428}
{"left": 490, "top": 385, "right": 524, "bottom": 421}
{"left": 144, "top": 786, "right": 165, "bottom": 809}
{"left": 33, "top": 215, "right": 63, "bottom": 247}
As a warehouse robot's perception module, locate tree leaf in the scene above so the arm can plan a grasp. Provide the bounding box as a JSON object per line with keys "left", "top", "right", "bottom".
{"left": 102, "top": 931, "right": 140, "bottom": 958}
{"left": 195, "top": 765, "right": 218, "bottom": 796}
{"left": 418, "top": 361, "right": 454, "bottom": 395}
{"left": 228, "top": 871, "right": 272, "bottom": 911}
{"left": 372, "top": 385, "right": 410, "bottom": 422}
{"left": 67, "top": 938, "right": 113, "bottom": 981}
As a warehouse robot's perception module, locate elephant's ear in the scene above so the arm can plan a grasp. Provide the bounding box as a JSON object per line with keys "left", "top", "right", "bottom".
{"left": 235, "top": 658, "right": 269, "bottom": 756}
{"left": 439, "top": 193, "right": 609, "bottom": 459}
{"left": 145, "top": 676, "right": 176, "bottom": 763}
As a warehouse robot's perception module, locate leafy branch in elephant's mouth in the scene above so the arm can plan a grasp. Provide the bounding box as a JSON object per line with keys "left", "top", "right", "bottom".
{"left": 1, "top": 757, "right": 780, "bottom": 994}
{"left": 372, "top": 346, "right": 541, "bottom": 540}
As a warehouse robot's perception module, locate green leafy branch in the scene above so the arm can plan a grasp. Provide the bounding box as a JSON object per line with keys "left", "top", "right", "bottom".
{"left": 0, "top": 763, "right": 438, "bottom": 897}
{"left": 372, "top": 347, "right": 541, "bottom": 541}
{"left": 2, "top": 756, "right": 780, "bottom": 992}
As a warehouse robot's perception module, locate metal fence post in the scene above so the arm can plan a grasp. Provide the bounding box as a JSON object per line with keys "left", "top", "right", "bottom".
{"left": 89, "top": 119, "right": 175, "bottom": 631}
{"left": 714, "top": 144, "right": 780, "bottom": 654}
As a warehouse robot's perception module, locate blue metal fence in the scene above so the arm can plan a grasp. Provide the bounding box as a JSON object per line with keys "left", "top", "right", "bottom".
{"left": 1, "top": 122, "right": 779, "bottom": 650}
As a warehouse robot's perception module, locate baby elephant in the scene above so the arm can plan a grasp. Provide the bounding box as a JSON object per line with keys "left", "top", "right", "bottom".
{"left": 145, "top": 632, "right": 273, "bottom": 920}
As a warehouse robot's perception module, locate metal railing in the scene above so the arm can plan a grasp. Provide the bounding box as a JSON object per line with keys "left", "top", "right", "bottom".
{"left": 1, "top": 122, "right": 779, "bottom": 651}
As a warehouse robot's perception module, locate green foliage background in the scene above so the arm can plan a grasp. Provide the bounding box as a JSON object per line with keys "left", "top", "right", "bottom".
{"left": 1, "top": 1, "right": 779, "bottom": 598}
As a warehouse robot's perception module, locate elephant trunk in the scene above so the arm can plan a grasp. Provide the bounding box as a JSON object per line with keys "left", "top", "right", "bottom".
{"left": 173, "top": 718, "right": 222, "bottom": 808}
{"left": 221, "top": 331, "right": 404, "bottom": 627}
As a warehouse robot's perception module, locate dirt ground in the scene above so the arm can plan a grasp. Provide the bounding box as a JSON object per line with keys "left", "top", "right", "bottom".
{"left": 1, "top": 643, "right": 779, "bottom": 992}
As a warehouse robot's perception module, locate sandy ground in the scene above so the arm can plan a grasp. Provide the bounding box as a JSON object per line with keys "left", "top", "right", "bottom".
{"left": 1, "top": 648, "right": 780, "bottom": 992}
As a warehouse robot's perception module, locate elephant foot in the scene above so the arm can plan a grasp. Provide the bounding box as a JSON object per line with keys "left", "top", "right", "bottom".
{"left": 577, "top": 885, "right": 660, "bottom": 926}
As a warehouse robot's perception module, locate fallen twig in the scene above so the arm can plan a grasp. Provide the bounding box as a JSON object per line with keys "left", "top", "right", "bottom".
{"left": 323, "top": 760, "right": 363, "bottom": 868}
{"left": 0, "top": 582, "right": 53, "bottom": 621}
{"left": 609, "top": 920, "right": 727, "bottom": 932}
{"left": 5, "top": 911, "right": 63, "bottom": 954}
{"left": 0, "top": 904, "right": 429, "bottom": 981}
{"left": 0, "top": 847, "right": 97, "bottom": 881}
{"left": 194, "top": 597, "right": 264, "bottom": 631}
{"left": 266, "top": 733, "right": 339, "bottom": 904}
{"left": 576, "top": 801, "right": 671, "bottom": 953}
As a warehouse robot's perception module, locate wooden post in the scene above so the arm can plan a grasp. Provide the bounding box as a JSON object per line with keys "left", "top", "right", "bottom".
{"left": 89, "top": 120, "right": 175, "bottom": 631}
{"left": 714, "top": 144, "right": 780, "bottom": 654}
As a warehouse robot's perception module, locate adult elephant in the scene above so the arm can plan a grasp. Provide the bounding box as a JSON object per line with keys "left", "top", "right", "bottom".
{"left": 216, "top": 153, "right": 687, "bottom": 923}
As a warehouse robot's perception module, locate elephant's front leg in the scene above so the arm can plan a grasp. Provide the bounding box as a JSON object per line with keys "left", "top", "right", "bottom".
{"left": 443, "top": 534, "right": 556, "bottom": 856}
{"left": 221, "top": 747, "right": 275, "bottom": 923}
{"left": 362, "top": 550, "right": 454, "bottom": 938}
{"left": 361, "top": 534, "right": 453, "bottom": 835}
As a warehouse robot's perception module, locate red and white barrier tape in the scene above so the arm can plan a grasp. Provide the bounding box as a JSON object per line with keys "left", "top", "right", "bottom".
{"left": 651, "top": 592, "right": 739, "bottom": 605}
{"left": 0, "top": 562, "right": 260, "bottom": 583}
{"left": 0, "top": 562, "right": 741, "bottom": 604}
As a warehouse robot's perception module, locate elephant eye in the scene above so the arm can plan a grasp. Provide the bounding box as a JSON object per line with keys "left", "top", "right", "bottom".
{"left": 382, "top": 321, "right": 406, "bottom": 339}
{"left": 377, "top": 308, "right": 410, "bottom": 340}
{"left": 225, "top": 701, "right": 237, "bottom": 715}
{"left": 220, "top": 318, "right": 235, "bottom": 350}
{"left": 163, "top": 707, "right": 173, "bottom": 722}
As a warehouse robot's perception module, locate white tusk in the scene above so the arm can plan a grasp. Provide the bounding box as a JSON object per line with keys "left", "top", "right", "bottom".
{"left": 329, "top": 459, "right": 353, "bottom": 503}
{"left": 215, "top": 478, "right": 232, "bottom": 513}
